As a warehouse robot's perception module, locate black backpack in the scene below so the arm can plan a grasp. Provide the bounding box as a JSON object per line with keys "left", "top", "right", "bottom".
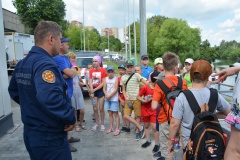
{"left": 157, "top": 76, "right": 183, "bottom": 124}
{"left": 182, "top": 89, "right": 225, "bottom": 160}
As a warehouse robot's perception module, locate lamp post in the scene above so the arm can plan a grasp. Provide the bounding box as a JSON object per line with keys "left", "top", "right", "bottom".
{"left": 82, "top": 0, "right": 86, "bottom": 52}
{"left": 133, "top": 0, "right": 137, "bottom": 63}
{"left": 108, "top": 29, "right": 110, "bottom": 52}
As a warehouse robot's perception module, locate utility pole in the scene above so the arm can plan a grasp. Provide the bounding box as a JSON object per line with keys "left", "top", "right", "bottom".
{"left": 133, "top": 0, "right": 137, "bottom": 63}
{"left": 128, "top": 0, "right": 132, "bottom": 58}
{"left": 83, "top": 0, "right": 86, "bottom": 52}
{"left": 123, "top": 0, "right": 128, "bottom": 61}
{"left": 139, "top": 0, "right": 147, "bottom": 57}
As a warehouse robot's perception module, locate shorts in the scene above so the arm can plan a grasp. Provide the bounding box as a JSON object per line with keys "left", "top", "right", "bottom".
{"left": 124, "top": 100, "right": 141, "bottom": 117}
{"left": 140, "top": 106, "right": 156, "bottom": 123}
{"left": 119, "top": 102, "right": 125, "bottom": 113}
{"left": 94, "top": 88, "right": 105, "bottom": 98}
{"left": 225, "top": 103, "right": 240, "bottom": 130}
{"left": 104, "top": 100, "right": 119, "bottom": 112}
{"left": 159, "top": 122, "right": 173, "bottom": 159}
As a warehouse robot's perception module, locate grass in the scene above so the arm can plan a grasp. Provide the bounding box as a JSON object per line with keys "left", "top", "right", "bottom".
{"left": 104, "top": 61, "right": 120, "bottom": 74}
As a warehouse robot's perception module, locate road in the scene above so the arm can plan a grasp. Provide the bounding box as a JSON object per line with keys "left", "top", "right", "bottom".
{"left": 0, "top": 94, "right": 156, "bottom": 160}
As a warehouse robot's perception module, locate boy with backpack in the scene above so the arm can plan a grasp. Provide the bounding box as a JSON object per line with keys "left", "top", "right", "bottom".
{"left": 152, "top": 52, "right": 188, "bottom": 160}
{"left": 168, "top": 60, "right": 231, "bottom": 160}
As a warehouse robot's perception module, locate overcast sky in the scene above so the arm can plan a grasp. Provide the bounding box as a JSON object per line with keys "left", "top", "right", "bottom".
{"left": 2, "top": 0, "right": 240, "bottom": 46}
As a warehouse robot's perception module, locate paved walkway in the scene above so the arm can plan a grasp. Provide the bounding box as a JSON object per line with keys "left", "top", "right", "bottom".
{"left": 0, "top": 97, "right": 157, "bottom": 160}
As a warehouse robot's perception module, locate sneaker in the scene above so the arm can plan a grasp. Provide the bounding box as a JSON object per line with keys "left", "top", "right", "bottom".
{"left": 153, "top": 151, "right": 162, "bottom": 158}
{"left": 125, "top": 127, "right": 131, "bottom": 133}
{"left": 106, "top": 128, "right": 113, "bottom": 134}
{"left": 157, "top": 157, "right": 165, "bottom": 160}
{"left": 68, "top": 137, "right": 80, "bottom": 143}
{"left": 135, "top": 133, "right": 140, "bottom": 141}
{"left": 114, "top": 129, "right": 120, "bottom": 136}
{"left": 69, "top": 144, "right": 77, "bottom": 152}
{"left": 121, "top": 126, "right": 126, "bottom": 132}
{"left": 139, "top": 126, "right": 145, "bottom": 139}
{"left": 152, "top": 144, "right": 160, "bottom": 153}
{"left": 141, "top": 141, "right": 151, "bottom": 148}
{"left": 100, "top": 125, "right": 105, "bottom": 131}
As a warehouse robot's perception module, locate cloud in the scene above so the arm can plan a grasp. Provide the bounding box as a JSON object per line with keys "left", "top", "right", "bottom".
{"left": 2, "top": 0, "right": 240, "bottom": 46}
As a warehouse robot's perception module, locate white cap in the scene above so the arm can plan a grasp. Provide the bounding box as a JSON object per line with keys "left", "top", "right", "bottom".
{"left": 185, "top": 58, "right": 194, "bottom": 64}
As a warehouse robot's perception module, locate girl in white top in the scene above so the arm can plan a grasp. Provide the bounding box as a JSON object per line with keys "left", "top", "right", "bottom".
{"left": 103, "top": 66, "right": 120, "bottom": 136}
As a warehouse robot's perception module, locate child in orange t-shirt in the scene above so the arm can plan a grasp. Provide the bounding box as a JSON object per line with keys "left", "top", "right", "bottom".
{"left": 152, "top": 52, "right": 188, "bottom": 160}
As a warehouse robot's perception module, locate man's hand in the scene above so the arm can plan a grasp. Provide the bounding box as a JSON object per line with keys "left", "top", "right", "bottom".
{"left": 213, "top": 66, "right": 240, "bottom": 82}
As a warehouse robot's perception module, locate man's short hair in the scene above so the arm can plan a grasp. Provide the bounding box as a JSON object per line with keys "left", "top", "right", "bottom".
{"left": 34, "top": 21, "right": 62, "bottom": 45}
{"left": 162, "top": 52, "right": 179, "bottom": 71}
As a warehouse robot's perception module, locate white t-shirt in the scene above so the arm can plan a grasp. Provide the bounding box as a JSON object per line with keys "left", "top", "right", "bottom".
{"left": 105, "top": 76, "right": 118, "bottom": 101}
{"left": 172, "top": 88, "right": 230, "bottom": 146}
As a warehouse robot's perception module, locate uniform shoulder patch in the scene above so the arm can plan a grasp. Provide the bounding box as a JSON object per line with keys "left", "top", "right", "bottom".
{"left": 42, "top": 70, "right": 55, "bottom": 83}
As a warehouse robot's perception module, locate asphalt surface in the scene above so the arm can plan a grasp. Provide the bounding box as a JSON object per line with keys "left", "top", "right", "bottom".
{"left": 0, "top": 95, "right": 157, "bottom": 160}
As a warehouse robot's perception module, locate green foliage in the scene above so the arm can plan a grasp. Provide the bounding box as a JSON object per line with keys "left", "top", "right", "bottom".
{"left": 99, "top": 36, "right": 122, "bottom": 51}
{"left": 154, "top": 18, "right": 201, "bottom": 56}
{"left": 13, "top": 0, "right": 66, "bottom": 34}
{"left": 66, "top": 25, "right": 100, "bottom": 51}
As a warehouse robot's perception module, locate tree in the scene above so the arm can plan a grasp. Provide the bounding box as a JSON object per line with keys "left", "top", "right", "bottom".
{"left": 154, "top": 18, "right": 201, "bottom": 57}
{"left": 66, "top": 25, "right": 100, "bottom": 51}
{"left": 13, "top": 0, "right": 66, "bottom": 34}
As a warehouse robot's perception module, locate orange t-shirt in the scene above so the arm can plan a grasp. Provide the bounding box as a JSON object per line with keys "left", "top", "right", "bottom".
{"left": 152, "top": 76, "right": 188, "bottom": 124}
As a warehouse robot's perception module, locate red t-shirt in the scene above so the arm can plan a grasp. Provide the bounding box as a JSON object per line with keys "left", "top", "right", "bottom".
{"left": 138, "top": 83, "right": 154, "bottom": 108}
{"left": 118, "top": 76, "right": 125, "bottom": 100}
{"left": 89, "top": 67, "right": 107, "bottom": 88}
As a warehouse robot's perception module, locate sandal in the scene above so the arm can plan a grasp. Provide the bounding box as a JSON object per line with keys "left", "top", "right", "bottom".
{"left": 80, "top": 124, "right": 86, "bottom": 130}
{"left": 75, "top": 126, "right": 81, "bottom": 132}
{"left": 114, "top": 129, "right": 120, "bottom": 136}
{"left": 106, "top": 128, "right": 113, "bottom": 134}
{"left": 100, "top": 125, "right": 105, "bottom": 131}
{"left": 92, "top": 124, "right": 98, "bottom": 131}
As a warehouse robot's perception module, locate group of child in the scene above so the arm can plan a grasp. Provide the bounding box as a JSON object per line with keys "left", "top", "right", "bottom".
{"left": 65, "top": 51, "right": 232, "bottom": 160}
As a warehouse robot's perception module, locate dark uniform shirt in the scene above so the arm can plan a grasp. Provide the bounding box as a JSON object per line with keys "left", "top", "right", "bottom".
{"left": 8, "top": 46, "right": 76, "bottom": 136}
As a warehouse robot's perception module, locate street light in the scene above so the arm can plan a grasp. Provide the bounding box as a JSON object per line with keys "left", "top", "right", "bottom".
{"left": 82, "top": 0, "right": 86, "bottom": 52}
{"left": 105, "top": 28, "right": 110, "bottom": 52}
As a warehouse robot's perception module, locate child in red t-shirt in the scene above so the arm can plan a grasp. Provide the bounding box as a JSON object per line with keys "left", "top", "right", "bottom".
{"left": 137, "top": 71, "right": 160, "bottom": 153}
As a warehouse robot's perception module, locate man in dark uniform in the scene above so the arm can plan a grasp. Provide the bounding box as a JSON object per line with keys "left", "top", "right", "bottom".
{"left": 8, "top": 21, "right": 76, "bottom": 160}
{"left": 54, "top": 37, "right": 80, "bottom": 152}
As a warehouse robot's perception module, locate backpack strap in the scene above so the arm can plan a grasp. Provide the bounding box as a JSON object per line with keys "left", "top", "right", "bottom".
{"left": 208, "top": 88, "right": 218, "bottom": 113}
{"left": 125, "top": 73, "right": 135, "bottom": 86}
{"left": 157, "top": 79, "right": 171, "bottom": 95}
{"left": 176, "top": 76, "right": 182, "bottom": 89}
{"left": 182, "top": 90, "right": 200, "bottom": 115}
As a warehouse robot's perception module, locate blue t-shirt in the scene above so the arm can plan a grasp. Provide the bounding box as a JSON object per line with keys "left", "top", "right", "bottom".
{"left": 53, "top": 55, "right": 73, "bottom": 98}
{"left": 141, "top": 65, "right": 153, "bottom": 79}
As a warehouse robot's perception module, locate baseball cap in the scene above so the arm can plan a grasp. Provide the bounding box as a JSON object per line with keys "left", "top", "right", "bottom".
{"left": 154, "top": 71, "right": 165, "bottom": 80}
{"left": 190, "top": 60, "right": 212, "bottom": 80}
{"left": 185, "top": 58, "right": 194, "bottom": 64}
{"left": 150, "top": 71, "right": 160, "bottom": 82}
{"left": 118, "top": 64, "right": 125, "bottom": 69}
{"left": 106, "top": 66, "right": 115, "bottom": 71}
{"left": 125, "top": 60, "right": 134, "bottom": 66}
{"left": 61, "top": 37, "right": 71, "bottom": 43}
{"left": 141, "top": 55, "right": 149, "bottom": 60}
{"left": 154, "top": 58, "right": 163, "bottom": 65}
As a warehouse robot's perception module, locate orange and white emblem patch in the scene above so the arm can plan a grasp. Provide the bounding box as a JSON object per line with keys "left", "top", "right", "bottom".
{"left": 42, "top": 70, "right": 55, "bottom": 83}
